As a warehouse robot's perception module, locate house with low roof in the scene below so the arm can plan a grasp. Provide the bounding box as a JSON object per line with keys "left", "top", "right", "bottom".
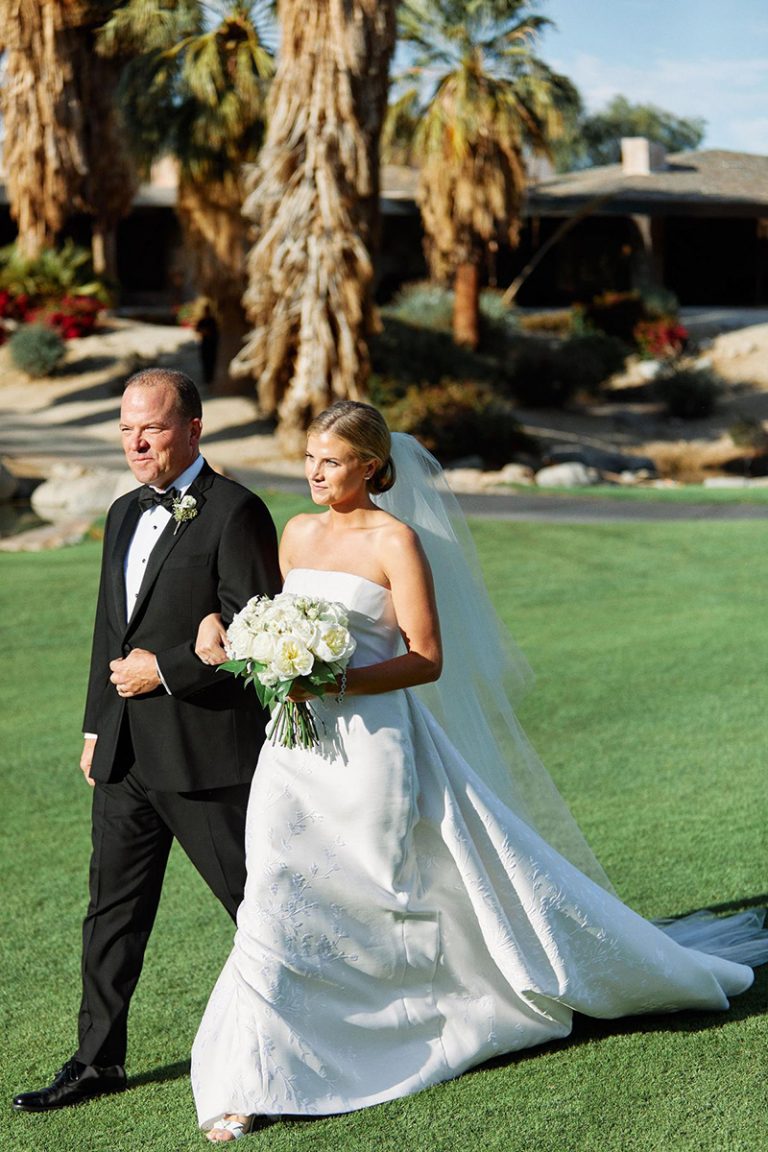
{"left": 509, "top": 140, "right": 768, "bottom": 307}
{"left": 2, "top": 141, "right": 766, "bottom": 311}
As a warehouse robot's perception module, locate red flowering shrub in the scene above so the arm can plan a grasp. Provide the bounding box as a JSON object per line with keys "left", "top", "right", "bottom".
{"left": 0, "top": 290, "right": 33, "bottom": 321}
{"left": 41, "top": 295, "right": 103, "bottom": 339}
{"left": 634, "top": 318, "right": 688, "bottom": 360}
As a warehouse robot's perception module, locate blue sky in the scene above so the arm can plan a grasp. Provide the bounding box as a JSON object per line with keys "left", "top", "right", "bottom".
{"left": 538, "top": 0, "right": 768, "bottom": 154}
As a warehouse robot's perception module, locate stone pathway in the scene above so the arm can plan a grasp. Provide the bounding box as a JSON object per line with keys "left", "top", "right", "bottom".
{"left": 3, "top": 317, "right": 768, "bottom": 540}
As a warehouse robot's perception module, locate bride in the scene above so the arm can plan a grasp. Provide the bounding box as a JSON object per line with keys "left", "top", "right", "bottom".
{"left": 191, "top": 401, "right": 766, "bottom": 1142}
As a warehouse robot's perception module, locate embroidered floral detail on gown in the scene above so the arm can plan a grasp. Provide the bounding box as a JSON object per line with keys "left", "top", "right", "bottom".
{"left": 191, "top": 570, "right": 760, "bottom": 1130}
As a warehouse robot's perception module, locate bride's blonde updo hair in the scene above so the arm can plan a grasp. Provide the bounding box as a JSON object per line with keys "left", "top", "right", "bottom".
{"left": 307, "top": 401, "right": 396, "bottom": 494}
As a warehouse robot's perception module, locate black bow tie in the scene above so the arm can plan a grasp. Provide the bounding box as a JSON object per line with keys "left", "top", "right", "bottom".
{"left": 137, "top": 485, "right": 179, "bottom": 513}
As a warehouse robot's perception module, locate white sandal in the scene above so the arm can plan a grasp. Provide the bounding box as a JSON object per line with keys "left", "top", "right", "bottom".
{"left": 205, "top": 1115, "right": 255, "bottom": 1142}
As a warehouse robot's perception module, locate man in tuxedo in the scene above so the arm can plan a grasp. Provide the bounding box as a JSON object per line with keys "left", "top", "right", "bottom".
{"left": 13, "top": 367, "right": 281, "bottom": 1112}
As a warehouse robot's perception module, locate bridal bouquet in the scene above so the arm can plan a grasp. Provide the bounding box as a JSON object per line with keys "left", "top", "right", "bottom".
{"left": 221, "top": 592, "right": 357, "bottom": 749}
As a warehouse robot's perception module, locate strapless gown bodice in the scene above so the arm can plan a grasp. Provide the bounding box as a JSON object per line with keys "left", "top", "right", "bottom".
{"left": 191, "top": 569, "right": 761, "bottom": 1130}
{"left": 283, "top": 567, "right": 401, "bottom": 666}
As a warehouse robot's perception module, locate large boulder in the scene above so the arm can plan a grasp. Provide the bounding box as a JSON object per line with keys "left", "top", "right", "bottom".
{"left": 30, "top": 464, "right": 124, "bottom": 523}
{"left": 535, "top": 462, "right": 600, "bottom": 488}
{"left": 111, "top": 471, "right": 141, "bottom": 501}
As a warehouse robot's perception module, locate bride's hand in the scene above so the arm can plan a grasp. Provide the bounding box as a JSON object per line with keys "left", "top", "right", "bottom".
{"left": 196, "top": 612, "right": 228, "bottom": 666}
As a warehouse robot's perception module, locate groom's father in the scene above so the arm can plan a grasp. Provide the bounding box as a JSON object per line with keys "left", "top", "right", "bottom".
{"left": 13, "top": 368, "right": 281, "bottom": 1112}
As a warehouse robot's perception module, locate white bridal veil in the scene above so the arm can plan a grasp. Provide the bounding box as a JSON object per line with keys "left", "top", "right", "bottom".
{"left": 374, "top": 433, "right": 614, "bottom": 892}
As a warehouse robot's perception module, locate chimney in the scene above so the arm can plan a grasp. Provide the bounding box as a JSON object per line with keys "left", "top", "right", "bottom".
{"left": 620, "top": 137, "right": 667, "bottom": 175}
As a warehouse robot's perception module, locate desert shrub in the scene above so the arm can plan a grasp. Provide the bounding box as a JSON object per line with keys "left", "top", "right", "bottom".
{"left": 654, "top": 364, "right": 721, "bottom": 418}
{"left": 506, "top": 342, "right": 571, "bottom": 407}
{"left": 639, "top": 286, "right": 680, "bottom": 319}
{"left": 384, "top": 282, "right": 454, "bottom": 331}
{"left": 0, "top": 239, "right": 106, "bottom": 301}
{"left": 729, "top": 417, "right": 768, "bottom": 451}
{"left": 505, "top": 332, "right": 627, "bottom": 407}
{"left": 9, "top": 323, "right": 66, "bottom": 377}
{"left": 561, "top": 332, "right": 629, "bottom": 392}
{"left": 0, "top": 242, "right": 109, "bottom": 337}
{"left": 518, "top": 309, "right": 576, "bottom": 335}
{"left": 380, "top": 380, "right": 538, "bottom": 468}
{"left": 382, "top": 282, "right": 518, "bottom": 357}
{"left": 370, "top": 317, "right": 499, "bottom": 396}
{"left": 583, "top": 291, "right": 647, "bottom": 343}
{"left": 475, "top": 290, "right": 520, "bottom": 354}
{"left": 505, "top": 342, "right": 574, "bottom": 407}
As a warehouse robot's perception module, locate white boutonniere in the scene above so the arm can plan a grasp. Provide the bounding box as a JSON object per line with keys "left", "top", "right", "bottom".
{"left": 172, "top": 494, "right": 198, "bottom": 534}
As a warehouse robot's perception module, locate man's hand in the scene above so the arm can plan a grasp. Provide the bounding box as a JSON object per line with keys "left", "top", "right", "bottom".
{"left": 81, "top": 736, "right": 97, "bottom": 788}
{"left": 110, "top": 648, "right": 161, "bottom": 697}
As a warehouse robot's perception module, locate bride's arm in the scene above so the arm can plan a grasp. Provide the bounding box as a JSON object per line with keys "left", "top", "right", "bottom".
{"left": 195, "top": 613, "right": 228, "bottom": 665}
{"left": 291, "top": 526, "right": 442, "bottom": 701}
{"left": 351, "top": 526, "right": 442, "bottom": 694}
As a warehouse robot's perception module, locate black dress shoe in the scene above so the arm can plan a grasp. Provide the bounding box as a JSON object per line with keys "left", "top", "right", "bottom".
{"left": 12, "top": 1057, "right": 126, "bottom": 1112}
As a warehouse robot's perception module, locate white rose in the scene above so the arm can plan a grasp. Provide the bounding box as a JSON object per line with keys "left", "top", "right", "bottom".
{"left": 248, "top": 631, "right": 276, "bottom": 663}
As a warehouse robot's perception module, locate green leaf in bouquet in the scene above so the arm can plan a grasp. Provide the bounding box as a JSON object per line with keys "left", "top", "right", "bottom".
{"left": 218, "top": 658, "right": 250, "bottom": 676}
{"left": 305, "top": 666, "right": 339, "bottom": 692}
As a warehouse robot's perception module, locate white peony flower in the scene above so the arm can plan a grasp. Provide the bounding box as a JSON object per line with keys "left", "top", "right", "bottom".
{"left": 312, "top": 624, "right": 357, "bottom": 664}
{"left": 272, "top": 634, "right": 314, "bottom": 679}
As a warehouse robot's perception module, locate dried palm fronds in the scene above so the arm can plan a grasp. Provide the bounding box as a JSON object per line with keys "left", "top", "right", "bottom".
{"left": 232, "top": 0, "right": 397, "bottom": 452}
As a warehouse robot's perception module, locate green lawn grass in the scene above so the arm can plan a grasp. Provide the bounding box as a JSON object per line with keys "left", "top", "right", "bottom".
{"left": 498, "top": 482, "right": 768, "bottom": 503}
{"left": 1, "top": 496, "right": 766, "bottom": 1152}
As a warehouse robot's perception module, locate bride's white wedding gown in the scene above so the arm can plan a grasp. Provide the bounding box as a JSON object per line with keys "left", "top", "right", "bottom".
{"left": 191, "top": 569, "right": 762, "bottom": 1130}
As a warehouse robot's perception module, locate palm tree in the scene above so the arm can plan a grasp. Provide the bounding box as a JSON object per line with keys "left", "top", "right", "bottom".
{"left": 387, "top": 0, "right": 577, "bottom": 348}
{"left": 99, "top": 0, "right": 274, "bottom": 391}
{"left": 0, "top": 1, "right": 135, "bottom": 278}
{"left": 231, "top": 0, "right": 398, "bottom": 452}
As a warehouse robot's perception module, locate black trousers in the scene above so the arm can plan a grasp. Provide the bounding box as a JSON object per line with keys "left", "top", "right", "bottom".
{"left": 75, "top": 767, "right": 250, "bottom": 1067}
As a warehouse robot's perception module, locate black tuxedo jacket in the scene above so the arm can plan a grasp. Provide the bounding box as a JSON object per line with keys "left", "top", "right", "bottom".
{"left": 83, "top": 462, "right": 281, "bottom": 791}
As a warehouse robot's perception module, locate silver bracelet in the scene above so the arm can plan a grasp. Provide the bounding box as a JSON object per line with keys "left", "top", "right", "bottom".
{"left": 336, "top": 668, "right": 347, "bottom": 704}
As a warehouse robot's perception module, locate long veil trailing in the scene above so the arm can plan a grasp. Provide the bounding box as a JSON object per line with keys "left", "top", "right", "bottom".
{"left": 374, "top": 433, "right": 615, "bottom": 892}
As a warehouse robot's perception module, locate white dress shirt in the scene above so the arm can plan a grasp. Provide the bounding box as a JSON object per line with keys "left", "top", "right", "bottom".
{"left": 84, "top": 455, "right": 205, "bottom": 736}
{"left": 124, "top": 454, "right": 205, "bottom": 619}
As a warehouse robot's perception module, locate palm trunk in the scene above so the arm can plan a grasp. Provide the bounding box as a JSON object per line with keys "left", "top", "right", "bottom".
{"left": 453, "top": 262, "right": 480, "bottom": 349}
{"left": 211, "top": 296, "right": 250, "bottom": 396}
{"left": 233, "top": 0, "right": 397, "bottom": 453}
{"left": 91, "top": 221, "right": 118, "bottom": 284}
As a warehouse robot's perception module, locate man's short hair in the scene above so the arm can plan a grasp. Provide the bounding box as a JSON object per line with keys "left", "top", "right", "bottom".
{"left": 124, "top": 368, "right": 202, "bottom": 421}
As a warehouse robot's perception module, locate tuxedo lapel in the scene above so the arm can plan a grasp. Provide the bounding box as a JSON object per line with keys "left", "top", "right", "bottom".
{"left": 110, "top": 498, "right": 142, "bottom": 627}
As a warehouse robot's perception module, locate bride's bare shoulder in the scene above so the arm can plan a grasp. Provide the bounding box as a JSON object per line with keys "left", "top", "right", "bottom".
{"left": 374, "top": 513, "right": 423, "bottom": 559}
{"left": 279, "top": 513, "right": 326, "bottom": 567}
{"left": 282, "top": 512, "right": 326, "bottom": 541}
